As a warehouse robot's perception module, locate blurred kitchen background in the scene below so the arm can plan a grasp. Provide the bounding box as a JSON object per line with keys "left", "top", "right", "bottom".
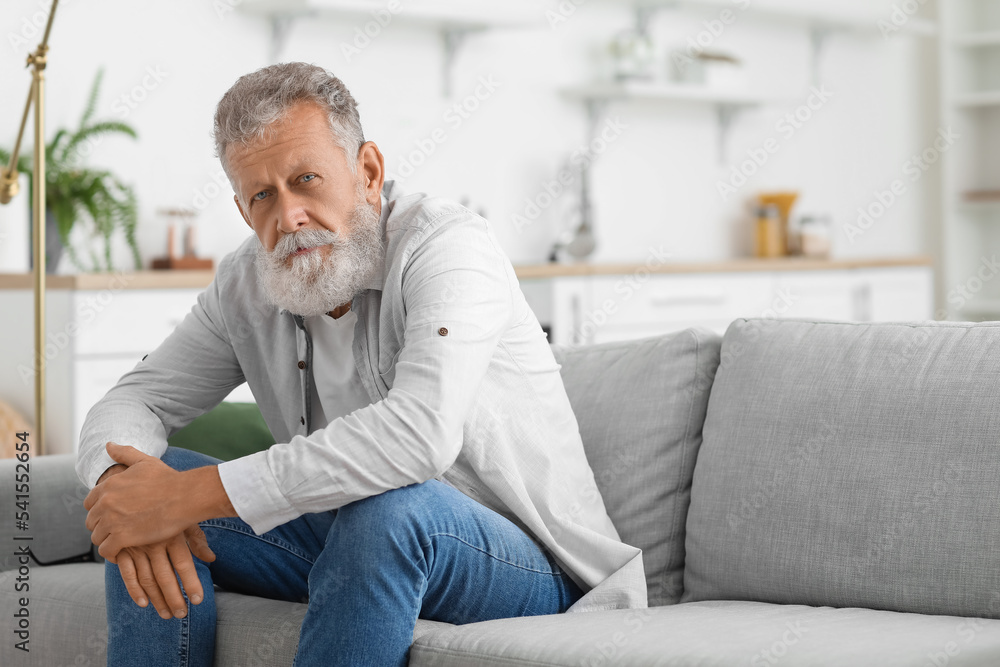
{"left": 2, "top": 0, "right": 994, "bottom": 454}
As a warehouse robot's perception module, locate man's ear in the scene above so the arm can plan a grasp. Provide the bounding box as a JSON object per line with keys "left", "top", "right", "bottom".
{"left": 357, "top": 141, "right": 385, "bottom": 209}
{"left": 234, "top": 194, "right": 253, "bottom": 230}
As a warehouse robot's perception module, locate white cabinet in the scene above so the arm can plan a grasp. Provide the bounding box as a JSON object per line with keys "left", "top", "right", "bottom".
{"left": 0, "top": 284, "right": 255, "bottom": 457}
{"left": 520, "top": 264, "right": 934, "bottom": 346}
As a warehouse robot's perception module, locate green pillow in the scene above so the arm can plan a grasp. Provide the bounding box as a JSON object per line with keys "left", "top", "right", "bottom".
{"left": 167, "top": 402, "right": 275, "bottom": 462}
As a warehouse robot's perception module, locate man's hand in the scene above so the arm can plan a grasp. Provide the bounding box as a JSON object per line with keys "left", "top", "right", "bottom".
{"left": 85, "top": 443, "right": 194, "bottom": 561}
{"left": 116, "top": 525, "right": 216, "bottom": 620}
{"left": 88, "top": 450, "right": 217, "bottom": 618}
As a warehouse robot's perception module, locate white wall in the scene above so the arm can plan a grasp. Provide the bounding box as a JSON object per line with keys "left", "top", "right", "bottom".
{"left": 0, "top": 0, "right": 940, "bottom": 270}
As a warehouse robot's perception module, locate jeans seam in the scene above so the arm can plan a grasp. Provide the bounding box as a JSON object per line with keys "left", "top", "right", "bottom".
{"left": 424, "top": 532, "right": 565, "bottom": 576}
{"left": 199, "top": 519, "right": 316, "bottom": 564}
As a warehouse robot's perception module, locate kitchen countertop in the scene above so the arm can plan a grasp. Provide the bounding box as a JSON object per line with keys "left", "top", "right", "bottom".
{"left": 0, "top": 256, "right": 933, "bottom": 290}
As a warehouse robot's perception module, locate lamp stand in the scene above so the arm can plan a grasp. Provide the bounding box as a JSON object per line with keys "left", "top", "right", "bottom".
{"left": 1, "top": 0, "right": 60, "bottom": 456}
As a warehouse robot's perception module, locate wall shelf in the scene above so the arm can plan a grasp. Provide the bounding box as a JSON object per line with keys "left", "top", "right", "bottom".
{"left": 953, "top": 30, "right": 1000, "bottom": 47}
{"left": 953, "top": 91, "right": 1000, "bottom": 108}
{"left": 237, "top": 0, "right": 538, "bottom": 95}
{"left": 561, "top": 81, "right": 777, "bottom": 164}
{"left": 635, "top": 0, "right": 938, "bottom": 36}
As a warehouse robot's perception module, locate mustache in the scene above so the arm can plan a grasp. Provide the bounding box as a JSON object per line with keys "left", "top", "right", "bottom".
{"left": 269, "top": 228, "right": 342, "bottom": 263}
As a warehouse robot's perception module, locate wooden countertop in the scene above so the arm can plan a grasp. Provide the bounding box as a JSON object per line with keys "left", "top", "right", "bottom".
{"left": 0, "top": 256, "right": 933, "bottom": 290}
{"left": 514, "top": 255, "right": 933, "bottom": 279}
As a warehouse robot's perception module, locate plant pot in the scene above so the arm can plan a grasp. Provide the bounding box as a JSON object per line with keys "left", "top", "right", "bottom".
{"left": 27, "top": 210, "right": 64, "bottom": 274}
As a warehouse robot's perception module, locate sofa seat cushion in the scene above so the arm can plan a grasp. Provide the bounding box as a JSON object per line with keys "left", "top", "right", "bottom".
{"left": 552, "top": 329, "right": 721, "bottom": 606}
{"left": 409, "top": 599, "right": 1000, "bottom": 667}
{"left": 0, "top": 562, "right": 452, "bottom": 666}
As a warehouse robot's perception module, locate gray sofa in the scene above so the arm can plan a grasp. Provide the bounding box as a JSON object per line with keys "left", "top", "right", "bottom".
{"left": 4, "top": 318, "right": 1000, "bottom": 666}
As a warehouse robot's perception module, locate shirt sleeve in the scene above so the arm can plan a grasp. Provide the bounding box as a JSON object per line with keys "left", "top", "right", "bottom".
{"left": 216, "top": 215, "right": 515, "bottom": 534}
{"left": 75, "top": 259, "right": 247, "bottom": 490}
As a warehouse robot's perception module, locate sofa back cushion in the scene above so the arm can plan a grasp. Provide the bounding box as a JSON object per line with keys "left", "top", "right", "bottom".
{"left": 552, "top": 328, "right": 721, "bottom": 606}
{"left": 683, "top": 319, "right": 1000, "bottom": 619}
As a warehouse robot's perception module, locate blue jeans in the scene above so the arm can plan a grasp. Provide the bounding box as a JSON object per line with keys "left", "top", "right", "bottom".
{"left": 105, "top": 446, "right": 584, "bottom": 666}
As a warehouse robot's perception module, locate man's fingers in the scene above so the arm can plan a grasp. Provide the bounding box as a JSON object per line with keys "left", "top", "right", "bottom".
{"left": 97, "top": 534, "right": 123, "bottom": 563}
{"left": 89, "top": 517, "right": 110, "bottom": 548}
{"left": 83, "top": 485, "right": 100, "bottom": 511}
{"left": 148, "top": 547, "right": 188, "bottom": 618}
{"left": 116, "top": 552, "right": 150, "bottom": 608}
{"left": 132, "top": 550, "right": 173, "bottom": 620}
{"left": 184, "top": 524, "right": 216, "bottom": 563}
{"left": 166, "top": 538, "right": 205, "bottom": 605}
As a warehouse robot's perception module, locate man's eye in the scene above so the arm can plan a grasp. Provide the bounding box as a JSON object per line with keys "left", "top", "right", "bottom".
{"left": 253, "top": 191, "right": 268, "bottom": 201}
{"left": 302, "top": 174, "right": 315, "bottom": 182}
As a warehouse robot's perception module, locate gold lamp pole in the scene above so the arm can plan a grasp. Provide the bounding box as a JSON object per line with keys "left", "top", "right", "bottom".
{"left": 1, "top": 0, "right": 60, "bottom": 456}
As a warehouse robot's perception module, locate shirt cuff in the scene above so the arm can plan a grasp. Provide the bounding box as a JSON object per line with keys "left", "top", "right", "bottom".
{"left": 216, "top": 451, "right": 300, "bottom": 535}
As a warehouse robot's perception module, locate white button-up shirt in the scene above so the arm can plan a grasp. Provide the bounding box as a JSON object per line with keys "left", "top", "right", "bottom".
{"left": 76, "top": 180, "right": 647, "bottom": 613}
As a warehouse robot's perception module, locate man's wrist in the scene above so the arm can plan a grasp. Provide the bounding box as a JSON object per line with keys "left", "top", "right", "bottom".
{"left": 182, "top": 465, "right": 238, "bottom": 523}
{"left": 97, "top": 463, "right": 127, "bottom": 486}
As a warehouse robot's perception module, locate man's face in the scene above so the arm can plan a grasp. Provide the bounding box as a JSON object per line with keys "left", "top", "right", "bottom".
{"left": 227, "top": 100, "right": 385, "bottom": 316}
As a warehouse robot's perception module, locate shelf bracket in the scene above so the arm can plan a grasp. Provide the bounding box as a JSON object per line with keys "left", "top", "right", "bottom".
{"left": 268, "top": 14, "right": 298, "bottom": 64}
{"left": 808, "top": 26, "right": 833, "bottom": 87}
{"left": 441, "top": 27, "right": 485, "bottom": 98}
{"left": 716, "top": 104, "right": 739, "bottom": 165}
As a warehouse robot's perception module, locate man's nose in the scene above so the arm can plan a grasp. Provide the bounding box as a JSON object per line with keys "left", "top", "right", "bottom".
{"left": 276, "top": 194, "right": 309, "bottom": 235}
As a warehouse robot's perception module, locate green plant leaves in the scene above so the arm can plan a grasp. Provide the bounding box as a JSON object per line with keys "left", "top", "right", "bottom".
{"left": 0, "top": 66, "right": 141, "bottom": 273}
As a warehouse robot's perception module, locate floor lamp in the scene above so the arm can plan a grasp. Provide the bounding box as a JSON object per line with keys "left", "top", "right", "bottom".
{"left": 0, "top": 0, "right": 60, "bottom": 456}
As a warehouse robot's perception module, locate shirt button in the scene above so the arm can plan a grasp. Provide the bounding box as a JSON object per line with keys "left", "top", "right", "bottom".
{"left": 297, "top": 361, "right": 306, "bottom": 370}
{"left": 438, "top": 327, "right": 449, "bottom": 336}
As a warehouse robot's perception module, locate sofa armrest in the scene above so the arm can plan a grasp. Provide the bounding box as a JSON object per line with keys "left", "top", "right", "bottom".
{"left": 0, "top": 453, "right": 99, "bottom": 571}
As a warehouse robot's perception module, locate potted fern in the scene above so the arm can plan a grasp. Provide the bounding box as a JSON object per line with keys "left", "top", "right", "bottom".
{"left": 0, "top": 68, "right": 141, "bottom": 273}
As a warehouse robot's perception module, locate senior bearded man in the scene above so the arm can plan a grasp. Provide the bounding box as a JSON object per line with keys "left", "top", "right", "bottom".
{"left": 77, "top": 62, "right": 646, "bottom": 667}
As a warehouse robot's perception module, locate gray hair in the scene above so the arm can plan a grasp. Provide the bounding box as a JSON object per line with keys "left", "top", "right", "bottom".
{"left": 213, "top": 62, "right": 365, "bottom": 187}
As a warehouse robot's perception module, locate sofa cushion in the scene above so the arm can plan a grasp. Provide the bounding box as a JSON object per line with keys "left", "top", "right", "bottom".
{"left": 409, "top": 599, "right": 1000, "bottom": 666}
{"left": 0, "top": 453, "right": 94, "bottom": 572}
{"left": 0, "top": 562, "right": 452, "bottom": 666}
{"left": 683, "top": 319, "right": 1000, "bottom": 619}
{"left": 552, "top": 328, "right": 721, "bottom": 606}
{"left": 168, "top": 401, "right": 275, "bottom": 461}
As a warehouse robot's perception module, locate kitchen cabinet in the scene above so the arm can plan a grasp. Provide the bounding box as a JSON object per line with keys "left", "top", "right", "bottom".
{"left": 517, "top": 259, "right": 934, "bottom": 346}
{"left": 0, "top": 273, "right": 253, "bottom": 457}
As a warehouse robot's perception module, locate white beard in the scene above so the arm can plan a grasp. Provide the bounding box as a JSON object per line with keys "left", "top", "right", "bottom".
{"left": 255, "top": 189, "right": 384, "bottom": 317}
